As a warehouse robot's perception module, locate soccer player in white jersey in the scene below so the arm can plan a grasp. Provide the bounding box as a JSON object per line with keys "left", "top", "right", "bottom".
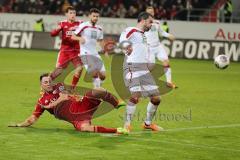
{"left": 119, "top": 12, "right": 163, "bottom": 132}
{"left": 145, "top": 6, "right": 177, "bottom": 89}
{"left": 72, "top": 8, "right": 106, "bottom": 88}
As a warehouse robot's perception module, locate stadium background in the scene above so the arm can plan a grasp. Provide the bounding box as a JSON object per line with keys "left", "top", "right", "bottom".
{"left": 0, "top": 0, "right": 240, "bottom": 160}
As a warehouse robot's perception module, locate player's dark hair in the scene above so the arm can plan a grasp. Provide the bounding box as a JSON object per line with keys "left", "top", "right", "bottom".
{"left": 65, "top": 6, "right": 75, "bottom": 13}
{"left": 137, "top": 12, "right": 152, "bottom": 22}
{"left": 146, "top": 6, "right": 154, "bottom": 10}
{"left": 89, "top": 8, "right": 100, "bottom": 14}
{"left": 40, "top": 73, "right": 50, "bottom": 82}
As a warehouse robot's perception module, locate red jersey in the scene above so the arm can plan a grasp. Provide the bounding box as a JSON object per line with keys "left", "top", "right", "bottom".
{"left": 32, "top": 83, "right": 101, "bottom": 122}
{"left": 33, "top": 83, "right": 64, "bottom": 118}
{"left": 51, "top": 20, "right": 83, "bottom": 52}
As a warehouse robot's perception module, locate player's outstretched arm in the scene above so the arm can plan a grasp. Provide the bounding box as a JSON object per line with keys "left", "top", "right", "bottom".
{"left": 158, "top": 24, "right": 175, "bottom": 41}
{"left": 50, "top": 24, "right": 62, "bottom": 37}
{"left": 8, "top": 115, "right": 39, "bottom": 127}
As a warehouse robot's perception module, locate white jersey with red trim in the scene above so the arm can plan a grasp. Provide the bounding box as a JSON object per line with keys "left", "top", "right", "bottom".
{"left": 145, "top": 20, "right": 170, "bottom": 47}
{"left": 119, "top": 27, "right": 149, "bottom": 63}
{"left": 74, "top": 21, "right": 103, "bottom": 55}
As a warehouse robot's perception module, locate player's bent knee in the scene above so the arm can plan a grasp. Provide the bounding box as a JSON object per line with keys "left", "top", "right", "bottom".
{"left": 129, "top": 96, "right": 139, "bottom": 104}
{"left": 92, "top": 71, "right": 98, "bottom": 78}
{"left": 80, "top": 126, "right": 93, "bottom": 132}
{"left": 163, "top": 60, "right": 170, "bottom": 67}
{"left": 74, "top": 122, "right": 93, "bottom": 132}
{"left": 150, "top": 97, "right": 161, "bottom": 105}
{"left": 74, "top": 67, "right": 82, "bottom": 76}
{"left": 99, "top": 73, "right": 106, "bottom": 81}
{"left": 75, "top": 66, "right": 82, "bottom": 72}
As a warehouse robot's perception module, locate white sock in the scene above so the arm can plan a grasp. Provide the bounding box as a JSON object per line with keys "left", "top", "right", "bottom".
{"left": 164, "top": 66, "right": 172, "bottom": 83}
{"left": 93, "top": 77, "right": 101, "bottom": 88}
{"left": 145, "top": 102, "right": 158, "bottom": 125}
{"left": 125, "top": 101, "right": 136, "bottom": 126}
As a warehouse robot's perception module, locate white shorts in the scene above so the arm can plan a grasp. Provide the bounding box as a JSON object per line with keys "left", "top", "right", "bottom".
{"left": 80, "top": 54, "right": 106, "bottom": 73}
{"left": 148, "top": 43, "right": 168, "bottom": 63}
{"left": 123, "top": 63, "right": 159, "bottom": 97}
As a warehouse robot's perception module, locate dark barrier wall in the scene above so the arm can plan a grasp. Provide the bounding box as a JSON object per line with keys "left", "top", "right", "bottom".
{"left": 0, "top": 30, "right": 239, "bottom": 61}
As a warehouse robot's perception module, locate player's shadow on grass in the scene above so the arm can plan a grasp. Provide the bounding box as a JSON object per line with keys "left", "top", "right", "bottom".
{"left": 24, "top": 127, "right": 101, "bottom": 138}
{"left": 89, "top": 136, "right": 132, "bottom": 150}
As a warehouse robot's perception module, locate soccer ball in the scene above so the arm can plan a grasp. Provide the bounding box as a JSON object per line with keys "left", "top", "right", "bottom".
{"left": 214, "top": 55, "right": 230, "bottom": 69}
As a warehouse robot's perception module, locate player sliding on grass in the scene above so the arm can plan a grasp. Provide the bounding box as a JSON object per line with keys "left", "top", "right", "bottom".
{"left": 8, "top": 73, "right": 127, "bottom": 134}
{"left": 50, "top": 6, "right": 83, "bottom": 89}
{"left": 145, "top": 6, "right": 177, "bottom": 89}
{"left": 72, "top": 8, "right": 106, "bottom": 88}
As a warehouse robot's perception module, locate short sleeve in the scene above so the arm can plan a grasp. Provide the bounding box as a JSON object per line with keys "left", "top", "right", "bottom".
{"left": 119, "top": 30, "right": 127, "bottom": 43}
{"left": 74, "top": 23, "right": 85, "bottom": 36}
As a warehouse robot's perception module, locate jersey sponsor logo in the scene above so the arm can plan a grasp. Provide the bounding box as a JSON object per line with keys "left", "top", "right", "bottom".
{"left": 59, "top": 86, "right": 65, "bottom": 92}
{"left": 66, "top": 30, "right": 74, "bottom": 36}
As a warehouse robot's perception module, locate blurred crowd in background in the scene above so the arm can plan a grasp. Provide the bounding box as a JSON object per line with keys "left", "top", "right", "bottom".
{"left": 0, "top": 0, "right": 215, "bottom": 20}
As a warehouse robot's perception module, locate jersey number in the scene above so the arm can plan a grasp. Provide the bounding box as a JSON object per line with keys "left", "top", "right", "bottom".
{"left": 91, "top": 31, "right": 97, "bottom": 39}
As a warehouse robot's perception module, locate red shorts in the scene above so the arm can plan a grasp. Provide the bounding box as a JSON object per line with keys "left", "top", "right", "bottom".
{"left": 53, "top": 96, "right": 101, "bottom": 130}
{"left": 56, "top": 51, "right": 82, "bottom": 68}
{"left": 71, "top": 96, "right": 101, "bottom": 131}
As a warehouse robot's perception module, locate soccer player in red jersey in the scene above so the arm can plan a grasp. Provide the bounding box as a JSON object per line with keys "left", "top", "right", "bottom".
{"left": 8, "top": 73, "right": 127, "bottom": 134}
{"left": 50, "top": 6, "right": 83, "bottom": 89}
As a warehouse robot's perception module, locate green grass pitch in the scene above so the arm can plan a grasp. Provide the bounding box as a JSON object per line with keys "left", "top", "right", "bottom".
{"left": 0, "top": 48, "right": 240, "bottom": 160}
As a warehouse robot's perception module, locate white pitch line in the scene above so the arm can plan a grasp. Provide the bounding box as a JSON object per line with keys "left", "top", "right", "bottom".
{"left": 129, "top": 123, "right": 240, "bottom": 135}
{"left": 122, "top": 136, "right": 240, "bottom": 153}
{"left": 100, "top": 123, "right": 240, "bottom": 152}
{"left": 100, "top": 123, "right": 240, "bottom": 137}
{"left": 101, "top": 129, "right": 240, "bottom": 153}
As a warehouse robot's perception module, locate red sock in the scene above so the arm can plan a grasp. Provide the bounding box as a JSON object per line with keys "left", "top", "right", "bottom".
{"left": 102, "top": 92, "right": 119, "bottom": 107}
{"left": 94, "top": 126, "right": 117, "bottom": 133}
{"left": 71, "top": 75, "right": 80, "bottom": 89}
